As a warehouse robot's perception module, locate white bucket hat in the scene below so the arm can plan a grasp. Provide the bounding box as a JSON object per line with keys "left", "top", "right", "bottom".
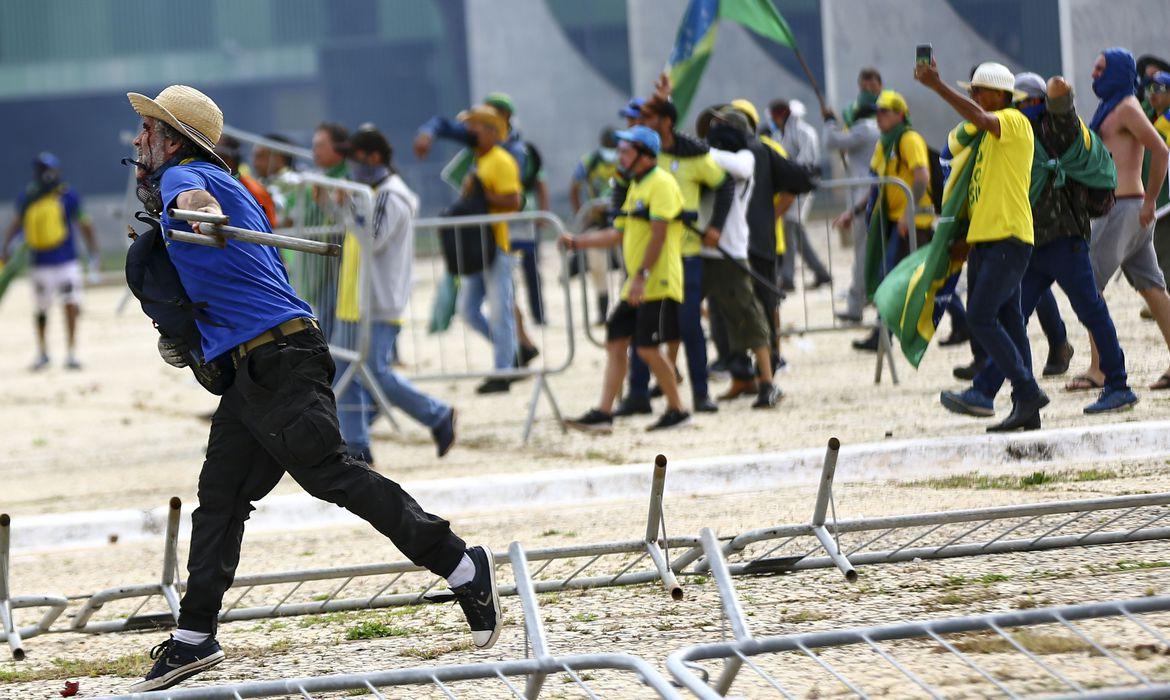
{"left": 958, "top": 62, "right": 1027, "bottom": 101}
{"left": 127, "top": 85, "right": 228, "bottom": 170}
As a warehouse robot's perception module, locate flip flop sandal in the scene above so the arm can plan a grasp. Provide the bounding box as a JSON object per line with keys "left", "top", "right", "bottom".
{"left": 1065, "top": 374, "right": 1103, "bottom": 392}
{"left": 1150, "top": 373, "right": 1170, "bottom": 391}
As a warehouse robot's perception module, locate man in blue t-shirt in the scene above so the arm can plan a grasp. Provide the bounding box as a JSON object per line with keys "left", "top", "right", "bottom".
{"left": 1, "top": 153, "right": 99, "bottom": 370}
{"left": 123, "top": 85, "right": 502, "bottom": 693}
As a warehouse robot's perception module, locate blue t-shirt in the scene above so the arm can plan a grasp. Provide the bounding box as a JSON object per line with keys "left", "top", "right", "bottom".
{"left": 18, "top": 186, "right": 81, "bottom": 266}
{"left": 160, "top": 161, "right": 313, "bottom": 361}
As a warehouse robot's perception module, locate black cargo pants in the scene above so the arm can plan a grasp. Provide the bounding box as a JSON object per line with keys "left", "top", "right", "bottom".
{"left": 178, "top": 326, "right": 466, "bottom": 634}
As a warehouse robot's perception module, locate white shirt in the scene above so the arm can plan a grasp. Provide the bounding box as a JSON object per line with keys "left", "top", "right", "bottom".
{"left": 704, "top": 148, "right": 755, "bottom": 260}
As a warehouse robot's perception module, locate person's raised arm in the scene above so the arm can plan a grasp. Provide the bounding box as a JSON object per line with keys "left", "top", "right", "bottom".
{"left": 176, "top": 189, "right": 223, "bottom": 234}
{"left": 1121, "top": 99, "right": 1169, "bottom": 227}
{"left": 915, "top": 59, "right": 1001, "bottom": 137}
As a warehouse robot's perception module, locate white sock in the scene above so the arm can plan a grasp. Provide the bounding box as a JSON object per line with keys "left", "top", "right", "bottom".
{"left": 172, "top": 629, "right": 210, "bottom": 645}
{"left": 446, "top": 553, "right": 476, "bottom": 588}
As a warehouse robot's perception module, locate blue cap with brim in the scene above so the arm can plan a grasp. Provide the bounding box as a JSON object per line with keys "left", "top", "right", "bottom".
{"left": 1153, "top": 71, "right": 1170, "bottom": 88}
{"left": 618, "top": 98, "right": 645, "bottom": 119}
{"left": 34, "top": 152, "right": 60, "bottom": 170}
{"left": 614, "top": 125, "right": 660, "bottom": 154}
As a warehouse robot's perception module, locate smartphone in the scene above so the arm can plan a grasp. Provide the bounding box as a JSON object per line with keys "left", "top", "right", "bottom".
{"left": 916, "top": 44, "right": 933, "bottom": 66}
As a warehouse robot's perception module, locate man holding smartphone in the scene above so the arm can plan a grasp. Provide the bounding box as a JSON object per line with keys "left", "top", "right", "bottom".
{"left": 916, "top": 58, "right": 1047, "bottom": 431}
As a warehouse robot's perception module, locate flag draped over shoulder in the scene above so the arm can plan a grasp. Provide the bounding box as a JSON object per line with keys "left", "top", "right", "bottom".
{"left": 873, "top": 122, "right": 984, "bottom": 368}
{"left": 669, "top": 0, "right": 796, "bottom": 118}
{"left": 1030, "top": 118, "right": 1117, "bottom": 200}
{"left": 0, "top": 242, "right": 27, "bottom": 303}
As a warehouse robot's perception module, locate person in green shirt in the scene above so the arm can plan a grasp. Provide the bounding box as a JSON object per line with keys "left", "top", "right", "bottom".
{"left": 561, "top": 126, "right": 693, "bottom": 434}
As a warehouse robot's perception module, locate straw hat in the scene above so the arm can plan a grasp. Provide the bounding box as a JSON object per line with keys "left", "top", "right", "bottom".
{"left": 959, "top": 62, "right": 1027, "bottom": 101}
{"left": 127, "top": 85, "right": 228, "bottom": 170}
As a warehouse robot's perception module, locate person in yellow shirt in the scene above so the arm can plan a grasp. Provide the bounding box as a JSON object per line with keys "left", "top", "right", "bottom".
{"left": 561, "top": 126, "right": 693, "bottom": 433}
{"left": 611, "top": 98, "right": 731, "bottom": 417}
{"left": 917, "top": 59, "right": 1046, "bottom": 432}
{"left": 456, "top": 105, "right": 523, "bottom": 394}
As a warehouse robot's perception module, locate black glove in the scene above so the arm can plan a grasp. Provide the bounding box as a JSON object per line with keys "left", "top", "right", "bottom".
{"left": 158, "top": 336, "right": 190, "bottom": 368}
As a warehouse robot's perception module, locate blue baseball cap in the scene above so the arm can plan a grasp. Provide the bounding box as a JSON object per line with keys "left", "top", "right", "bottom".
{"left": 1152, "top": 71, "right": 1170, "bottom": 89}
{"left": 33, "top": 152, "right": 60, "bottom": 170}
{"left": 618, "top": 98, "right": 645, "bottom": 119}
{"left": 614, "top": 125, "right": 660, "bottom": 155}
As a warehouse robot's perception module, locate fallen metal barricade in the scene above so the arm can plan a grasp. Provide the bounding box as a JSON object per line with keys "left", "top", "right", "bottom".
{"left": 96, "top": 541, "right": 681, "bottom": 700}
{"left": 64, "top": 457, "right": 696, "bottom": 637}
{"left": 0, "top": 514, "right": 69, "bottom": 660}
{"left": 669, "top": 576, "right": 1170, "bottom": 699}
{"left": 685, "top": 439, "right": 1170, "bottom": 583}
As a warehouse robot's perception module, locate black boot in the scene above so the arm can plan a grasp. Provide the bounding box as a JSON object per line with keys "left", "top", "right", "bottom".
{"left": 595, "top": 293, "right": 609, "bottom": 326}
{"left": 1041, "top": 342, "right": 1074, "bottom": 377}
{"left": 852, "top": 329, "right": 879, "bottom": 352}
{"left": 953, "top": 357, "right": 987, "bottom": 381}
{"left": 987, "top": 390, "right": 1049, "bottom": 432}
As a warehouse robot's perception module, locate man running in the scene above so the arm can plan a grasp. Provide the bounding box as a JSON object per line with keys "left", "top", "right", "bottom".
{"left": 123, "top": 85, "right": 501, "bottom": 692}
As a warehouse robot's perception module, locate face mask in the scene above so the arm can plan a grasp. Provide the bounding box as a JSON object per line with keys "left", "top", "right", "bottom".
{"left": 123, "top": 156, "right": 181, "bottom": 216}
{"left": 350, "top": 161, "right": 389, "bottom": 185}
{"left": 598, "top": 148, "right": 617, "bottom": 163}
{"left": 466, "top": 131, "right": 480, "bottom": 149}
{"left": 1019, "top": 102, "right": 1046, "bottom": 120}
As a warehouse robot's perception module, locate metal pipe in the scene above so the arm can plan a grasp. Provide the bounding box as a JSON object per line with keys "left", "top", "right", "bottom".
{"left": 509, "top": 542, "right": 550, "bottom": 699}
{"left": 168, "top": 208, "right": 230, "bottom": 225}
{"left": 643, "top": 455, "right": 684, "bottom": 601}
{"left": 812, "top": 525, "right": 858, "bottom": 582}
{"left": 811, "top": 438, "right": 841, "bottom": 526}
{"left": 160, "top": 497, "right": 183, "bottom": 623}
{"left": 167, "top": 209, "right": 341, "bottom": 256}
{"left": 0, "top": 513, "right": 24, "bottom": 660}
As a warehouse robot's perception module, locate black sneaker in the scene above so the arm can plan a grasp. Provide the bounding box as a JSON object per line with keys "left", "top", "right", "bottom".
{"left": 517, "top": 344, "right": 540, "bottom": 368}
{"left": 953, "top": 358, "right": 987, "bottom": 381}
{"left": 565, "top": 408, "right": 614, "bottom": 434}
{"left": 452, "top": 545, "right": 502, "bottom": 649}
{"left": 646, "top": 409, "right": 692, "bottom": 432}
{"left": 693, "top": 395, "right": 719, "bottom": 413}
{"left": 128, "top": 635, "right": 225, "bottom": 693}
{"left": 752, "top": 382, "right": 783, "bottom": 409}
{"left": 852, "top": 331, "right": 879, "bottom": 352}
{"left": 475, "top": 377, "right": 512, "bottom": 394}
{"left": 432, "top": 408, "right": 456, "bottom": 458}
{"left": 613, "top": 394, "right": 652, "bottom": 417}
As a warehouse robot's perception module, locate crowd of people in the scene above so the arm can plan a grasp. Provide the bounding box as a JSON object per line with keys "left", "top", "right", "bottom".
{"left": 5, "top": 46, "right": 1170, "bottom": 444}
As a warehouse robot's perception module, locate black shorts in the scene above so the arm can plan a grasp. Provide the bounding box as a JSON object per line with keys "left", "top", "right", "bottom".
{"left": 605, "top": 299, "right": 681, "bottom": 347}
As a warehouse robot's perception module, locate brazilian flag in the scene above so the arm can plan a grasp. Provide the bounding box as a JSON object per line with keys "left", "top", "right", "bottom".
{"left": 873, "top": 123, "right": 983, "bottom": 368}
{"left": 0, "top": 243, "right": 28, "bottom": 304}
{"left": 668, "top": 0, "right": 796, "bottom": 119}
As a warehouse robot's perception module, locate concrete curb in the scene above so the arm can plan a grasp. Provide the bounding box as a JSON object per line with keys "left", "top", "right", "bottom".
{"left": 11, "top": 419, "right": 1170, "bottom": 552}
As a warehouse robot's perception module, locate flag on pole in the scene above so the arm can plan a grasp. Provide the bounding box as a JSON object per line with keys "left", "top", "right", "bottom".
{"left": 668, "top": 0, "right": 797, "bottom": 118}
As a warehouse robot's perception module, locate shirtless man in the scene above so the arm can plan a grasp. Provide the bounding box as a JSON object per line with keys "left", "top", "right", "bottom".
{"left": 1077, "top": 48, "right": 1170, "bottom": 390}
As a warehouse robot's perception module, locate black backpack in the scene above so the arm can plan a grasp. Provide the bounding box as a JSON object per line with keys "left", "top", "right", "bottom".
{"left": 898, "top": 131, "right": 946, "bottom": 213}
{"left": 124, "top": 212, "right": 235, "bottom": 395}
{"left": 439, "top": 179, "right": 497, "bottom": 275}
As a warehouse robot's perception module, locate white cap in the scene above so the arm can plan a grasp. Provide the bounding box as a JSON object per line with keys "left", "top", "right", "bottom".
{"left": 959, "top": 62, "right": 1027, "bottom": 101}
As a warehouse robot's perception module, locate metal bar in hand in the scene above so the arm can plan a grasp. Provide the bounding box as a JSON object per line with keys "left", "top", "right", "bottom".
{"left": 167, "top": 208, "right": 341, "bottom": 257}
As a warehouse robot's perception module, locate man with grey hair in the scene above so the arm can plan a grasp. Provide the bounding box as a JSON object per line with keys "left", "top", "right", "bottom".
{"left": 771, "top": 98, "right": 831, "bottom": 291}
{"left": 943, "top": 72, "right": 1138, "bottom": 419}
{"left": 123, "top": 85, "right": 502, "bottom": 692}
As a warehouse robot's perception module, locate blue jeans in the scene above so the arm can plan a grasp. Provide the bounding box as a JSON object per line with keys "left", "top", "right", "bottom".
{"left": 460, "top": 251, "right": 518, "bottom": 371}
{"left": 967, "top": 238, "right": 1040, "bottom": 401}
{"left": 974, "top": 237, "right": 1127, "bottom": 396}
{"left": 336, "top": 322, "right": 450, "bottom": 455}
{"left": 629, "top": 256, "right": 709, "bottom": 400}
{"left": 512, "top": 238, "right": 545, "bottom": 324}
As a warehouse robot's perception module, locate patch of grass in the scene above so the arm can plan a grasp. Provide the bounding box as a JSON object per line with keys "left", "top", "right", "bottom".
{"left": 346, "top": 620, "right": 411, "bottom": 641}
{"left": 1089, "top": 559, "right": 1170, "bottom": 574}
{"left": 978, "top": 573, "right": 1011, "bottom": 585}
{"left": 782, "top": 609, "right": 831, "bottom": 623}
{"left": 906, "top": 468, "right": 1120, "bottom": 491}
{"left": 924, "top": 587, "right": 1000, "bottom": 609}
{"left": 572, "top": 612, "right": 599, "bottom": 623}
{"left": 561, "top": 672, "right": 596, "bottom": 683}
{"left": 400, "top": 640, "right": 473, "bottom": 660}
{"left": 583, "top": 448, "right": 626, "bottom": 463}
{"left": 0, "top": 652, "right": 148, "bottom": 682}
{"left": 947, "top": 630, "right": 1093, "bottom": 655}
{"left": 539, "top": 529, "right": 578, "bottom": 538}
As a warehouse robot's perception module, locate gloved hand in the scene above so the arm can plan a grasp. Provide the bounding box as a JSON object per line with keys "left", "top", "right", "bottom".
{"left": 158, "top": 336, "right": 190, "bottom": 368}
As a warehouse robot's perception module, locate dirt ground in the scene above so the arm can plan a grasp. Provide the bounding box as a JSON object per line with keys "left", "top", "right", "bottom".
{"left": 3, "top": 229, "right": 1170, "bottom": 698}
{"left": 2, "top": 227, "right": 1169, "bottom": 517}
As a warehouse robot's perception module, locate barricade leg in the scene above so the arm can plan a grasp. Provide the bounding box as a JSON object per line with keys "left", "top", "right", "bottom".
{"left": 645, "top": 455, "right": 684, "bottom": 601}
{"left": 809, "top": 438, "right": 857, "bottom": 582}
{"left": 699, "top": 528, "right": 751, "bottom": 696}
{"left": 160, "top": 497, "right": 183, "bottom": 623}
{"left": 0, "top": 514, "right": 24, "bottom": 661}
{"left": 510, "top": 542, "right": 550, "bottom": 699}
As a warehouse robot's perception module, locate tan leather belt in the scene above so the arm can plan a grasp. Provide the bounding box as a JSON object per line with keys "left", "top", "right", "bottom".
{"left": 232, "top": 317, "right": 318, "bottom": 365}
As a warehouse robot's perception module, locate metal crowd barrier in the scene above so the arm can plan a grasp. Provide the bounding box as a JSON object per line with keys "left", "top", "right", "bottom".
{"left": 52, "top": 457, "right": 694, "bottom": 640}
{"left": 669, "top": 550, "right": 1170, "bottom": 700}
{"left": 97, "top": 541, "right": 681, "bottom": 700}
{"left": 0, "top": 514, "right": 68, "bottom": 660}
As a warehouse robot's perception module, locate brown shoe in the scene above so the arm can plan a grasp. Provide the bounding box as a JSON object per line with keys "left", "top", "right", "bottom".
{"left": 718, "top": 379, "right": 758, "bottom": 401}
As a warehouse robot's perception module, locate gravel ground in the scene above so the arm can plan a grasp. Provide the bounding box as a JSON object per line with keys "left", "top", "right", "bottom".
{"left": 4, "top": 230, "right": 1170, "bottom": 698}
{"left": 4, "top": 458, "right": 1170, "bottom": 698}
{"left": 2, "top": 228, "right": 1169, "bottom": 517}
